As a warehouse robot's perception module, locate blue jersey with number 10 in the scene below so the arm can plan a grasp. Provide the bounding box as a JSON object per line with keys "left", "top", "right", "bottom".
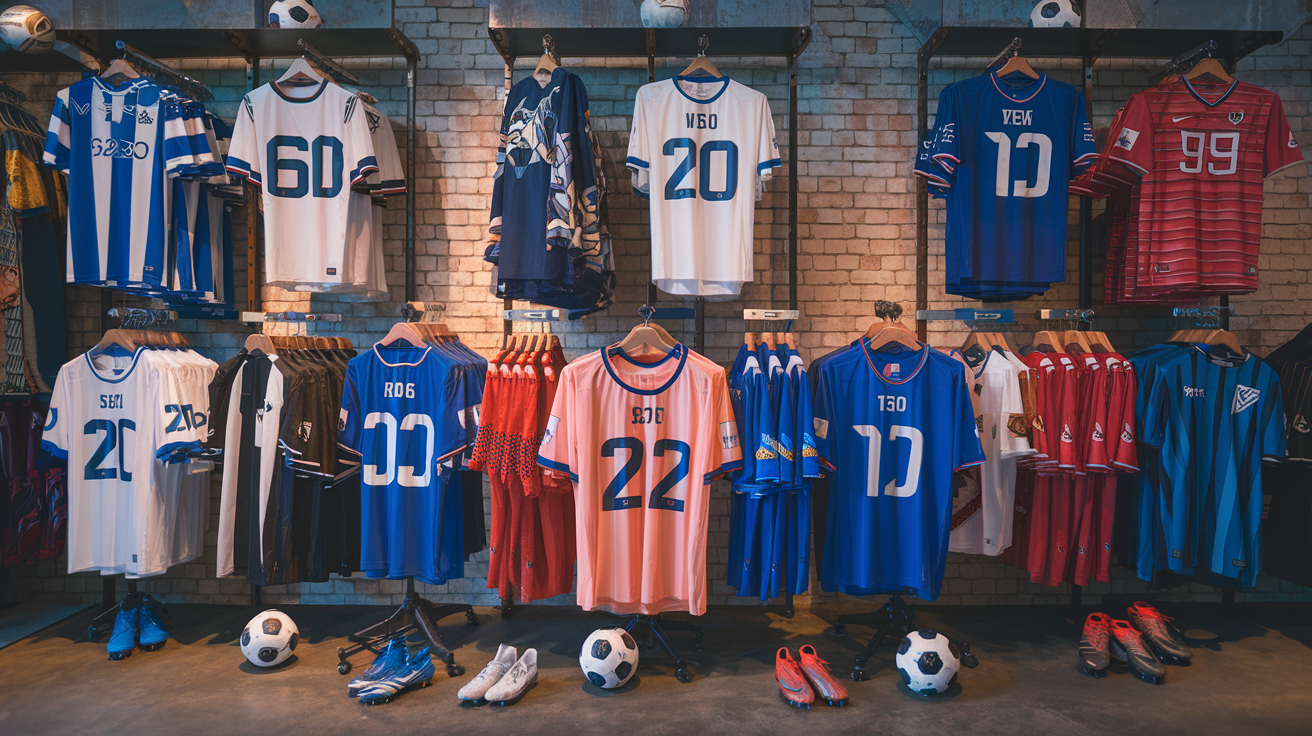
{"left": 338, "top": 346, "right": 469, "bottom": 585}
{"left": 930, "top": 73, "right": 1097, "bottom": 299}
{"left": 813, "top": 342, "right": 985, "bottom": 600}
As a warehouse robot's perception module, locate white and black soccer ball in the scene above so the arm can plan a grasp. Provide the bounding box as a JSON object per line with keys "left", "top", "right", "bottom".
{"left": 640, "top": 0, "right": 689, "bottom": 29}
{"left": 0, "top": 5, "right": 55, "bottom": 54}
{"left": 1029, "top": 0, "right": 1082, "bottom": 28}
{"left": 580, "top": 627, "right": 640, "bottom": 689}
{"left": 268, "top": 0, "right": 322, "bottom": 29}
{"left": 895, "top": 629, "right": 961, "bottom": 696}
{"left": 241, "top": 609, "right": 299, "bottom": 668}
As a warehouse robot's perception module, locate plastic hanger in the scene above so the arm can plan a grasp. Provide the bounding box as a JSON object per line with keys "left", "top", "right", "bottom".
{"left": 680, "top": 36, "right": 722, "bottom": 78}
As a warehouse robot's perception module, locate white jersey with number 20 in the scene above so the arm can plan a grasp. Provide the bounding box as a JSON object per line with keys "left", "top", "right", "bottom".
{"left": 627, "top": 76, "right": 780, "bottom": 299}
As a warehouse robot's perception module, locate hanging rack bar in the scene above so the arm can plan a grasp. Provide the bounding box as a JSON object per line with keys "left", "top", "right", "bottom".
{"left": 743, "top": 309, "right": 800, "bottom": 321}
{"left": 114, "top": 41, "right": 213, "bottom": 101}
{"left": 916, "top": 308, "right": 1015, "bottom": 323}
{"left": 503, "top": 308, "right": 561, "bottom": 322}
{"left": 1149, "top": 39, "right": 1220, "bottom": 85}
{"left": 1037, "top": 309, "right": 1095, "bottom": 322}
{"left": 296, "top": 39, "right": 360, "bottom": 86}
{"left": 986, "top": 37, "right": 1023, "bottom": 71}
{"left": 109, "top": 307, "right": 179, "bottom": 329}
{"left": 240, "top": 311, "right": 342, "bottom": 324}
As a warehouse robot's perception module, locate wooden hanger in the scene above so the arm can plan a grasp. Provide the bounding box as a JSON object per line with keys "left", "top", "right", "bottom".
{"left": 1186, "top": 57, "right": 1233, "bottom": 84}
{"left": 378, "top": 322, "right": 426, "bottom": 348}
{"left": 1084, "top": 330, "right": 1115, "bottom": 353}
{"left": 783, "top": 332, "right": 797, "bottom": 350}
{"left": 1032, "top": 330, "right": 1062, "bottom": 352}
{"left": 1202, "top": 329, "right": 1244, "bottom": 354}
{"left": 244, "top": 333, "right": 276, "bottom": 354}
{"left": 101, "top": 58, "right": 141, "bottom": 85}
{"left": 995, "top": 55, "right": 1040, "bottom": 80}
{"left": 867, "top": 323, "right": 921, "bottom": 352}
{"left": 91, "top": 329, "right": 137, "bottom": 354}
{"left": 610, "top": 309, "right": 678, "bottom": 360}
{"left": 680, "top": 35, "right": 722, "bottom": 78}
{"left": 961, "top": 331, "right": 992, "bottom": 355}
{"left": 278, "top": 57, "right": 325, "bottom": 88}
{"left": 1063, "top": 329, "right": 1094, "bottom": 353}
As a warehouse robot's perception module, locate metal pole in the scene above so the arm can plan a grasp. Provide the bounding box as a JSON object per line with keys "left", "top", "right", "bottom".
{"left": 646, "top": 29, "right": 658, "bottom": 308}
{"left": 788, "top": 53, "right": 798, "bottom": 312}
{"left": 245, "top": 58, "right": 261, "bottom": 313}
{"left": 406, "top": 54, "right": 417, "bottom": 302}
{"left": 1078, "top": 57, "right": 1094, "bottom": 314}
{"left": 914, "top": 35, "right": 937, "bottom": 343}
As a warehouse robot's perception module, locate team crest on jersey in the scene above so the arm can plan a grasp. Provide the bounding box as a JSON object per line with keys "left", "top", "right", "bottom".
{"left": 721, "top": 422, "right": 740, "bottom": 451}
{"left": 138, "top": 109, "right": 153, "bottom": 125}
{"left": 256, "top": 399, "right": 273, "bottom": 423}
{"left": 883, "top": 363, "right": 899, "bottom": 378}
{"left": 1093, "top": 422, "right": 1104, "bottom": 442}
{"left": 1229, "top": 110, "right": 1244, "bottom": 125}
{"left": 1007, "top": 414, "right": 1029, "bottom": 438}
{"left": 1032, "top": 415, "right": 1045, "bottom": 433}
{"left": 541, "top": 415, "right": 559, "bottom": 447}
{"left": 1121, "top": 423, "right": 1134, "bottom": 443}
{"left": 762, "top": 434, "right": 794, "bottom": 462}
{"left": 1294, "top": 414, "right": 1310, "bottom": 434}
{"left": 1115, "top": 127, "right": 1140, "bottom": 150}
{"left": 756, "top": 433, "right": 778, "bottom": 461}
{"left": 365, "top": 107, "right": 381, "bottom": 135}
{"left": 1232, "top": 385, "right": 1261, "bottom": 414}
{"left": 1290, "top": 132, "right": 1300, "bottom": 148}
{"left": 1061, "top": 424, "right": 1074, "bottom": 443}
{"left": 975, "top": 415, "right": 983, "bottom": 433}
{"left": 813, "top": 417, "right": 829, "bottom": 440}
{"left": 71, "top": 100, "right": 90, "bottom": 117}
{"left": 298, "top": 421, "right": 312, "bottom": 443}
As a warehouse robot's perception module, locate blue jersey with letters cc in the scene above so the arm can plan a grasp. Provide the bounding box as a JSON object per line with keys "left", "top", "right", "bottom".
{"left": 812, "top": 342, "right": 985, "bottom": 600}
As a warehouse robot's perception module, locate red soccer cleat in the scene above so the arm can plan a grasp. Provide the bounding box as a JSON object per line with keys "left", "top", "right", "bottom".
{"left": 775, "top": 648, "right": 815, "bottom": 709}
{"left": 797, "top": 645, "right": 849, "bottom": 706}
{"left": 1078, "top": 613, "right": 1111, "bottom": 678}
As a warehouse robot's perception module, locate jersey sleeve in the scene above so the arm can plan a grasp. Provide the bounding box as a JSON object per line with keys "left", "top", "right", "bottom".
{"left": 1071, "top": 91, "right": 1098, "bottom": 170}
{"left": 224, "top": 94, "right": 261, "bottom": 186}
{"left": 773, "top": 362, "right": 796, "bottom": 482}
{"left": 999, "top": 367, "right": 1034, "bottom": 459}
{"left": 706, "top": 369, "right": 743, "bottom": 482}
{"left": 1106, "top": 92, "right": 1153, "bottom": 176}
{"left": 953, "top": 369, "right": 987, "bottom": 472}
{"left": 929, "top": 86, "right": 962, "bottom": 178}
{"left": 626, "top": 89, "right": 652, "bottom": 199}
{"left": 1263, "top": 94, "right": 1304, "bottom": 177}
{"left": 1261, "top": 377, "right": 1289, "bottom": 462}
{"left": 537, "top": 367, "right": 577, "bottom": 482}
{"left": 795, "top": 366, "right": 821, "bottom": 479}
{"left": 1142, "top": 372, "right": 1169, "bottom": 449}
{"left": 337, "top": 365, "right": 364, "bottom": 459}
{"left": 161, "top": 99, "right": 200, "bottom": 174}
{"left": 488, "top": 87, "right": 515, "bottom": 245}
{"left": 154, "top": 362, "right": 204, "bottom": 460}
{"left": 367, "top": 106, "right": 407, "bottom": 195}
{"left": 343, "top": 95, "right": 379, "bottom": 187}
{"left": 42, "top": 88, "right": 72, "bottom": 172}
{"left": 812, "top": 368, "right": 838, "bottom": 474}
{"left": 435, "top": 371, "right": 470, "bottom": 467}
{"left": 755, "top": 95, "right": 782, "bottom": 195}
{"left": 279, "top": 376, "right": 333, "bottom": 476}
{"left": 39, "top": 371, "right": 70, "bottom": 460}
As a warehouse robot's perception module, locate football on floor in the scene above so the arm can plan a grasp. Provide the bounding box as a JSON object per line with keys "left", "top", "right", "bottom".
{"left": 241, "top": 609, "right": 300, "bottom": 668}
{"left": 580, "top": 628, "right": 640, "bottom": 689}
{"left": 896, "top": 630, "right": 961, "bottom": 696}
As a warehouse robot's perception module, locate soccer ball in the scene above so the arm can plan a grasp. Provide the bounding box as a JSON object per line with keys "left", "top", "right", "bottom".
{"left": 1029, "top": 0, "right": 1082, "bottom": 28}
{"left": 0, "top": 5, "right": 55, "bottom": 54}
{"left": 268, "top": 0, "right": 322, "bottom": 29}
{"left": 579, "top": 627, "right": 640, "bottom": 689}
{"left": 895, "top": 629, "right": 961, "bottom": 696}
{"left": 240, "top": 609, "right": 299, "bottom": 667}
{"left": 640, "top": 0, "right": 689, "bottom": 29}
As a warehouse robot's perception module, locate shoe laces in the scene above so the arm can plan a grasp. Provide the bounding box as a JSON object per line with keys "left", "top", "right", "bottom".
{"left": 1114, "top": 625, "right": 1149, "bottom": 656}
{"left": 1134, "top": 605, "right": 1173, "bottom": 623}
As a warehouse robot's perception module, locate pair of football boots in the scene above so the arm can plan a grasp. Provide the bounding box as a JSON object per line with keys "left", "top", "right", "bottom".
{"left": 347, "top": 637, "right": 436, "bottom": 705}
{"left": 457, "top": 643, "right": 539, "bottom": 705}
{"left": 775, "top": 645, "right": 849, "bottom": 708}
{"left": 1079, "top": 602, "right": 1193, "bottom": 684}
{"left": 106, "top": 602, "right": 169, "bottom": 660}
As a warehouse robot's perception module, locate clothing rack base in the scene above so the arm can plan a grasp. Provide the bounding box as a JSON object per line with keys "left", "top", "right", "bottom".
{"left": 622, "top": 613, "right": 702, "bottom": 683}
{"left": 336, "top": 577, "right": 478, "bottom": 677}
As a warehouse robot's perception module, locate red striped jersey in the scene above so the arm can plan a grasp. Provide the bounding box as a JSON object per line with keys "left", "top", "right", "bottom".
{"left": 1107, "top": 78, "right": 1303, "bottom": 294}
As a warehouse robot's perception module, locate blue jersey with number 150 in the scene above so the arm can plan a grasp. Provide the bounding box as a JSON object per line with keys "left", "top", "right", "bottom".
{"left": 813, "top": 342, "right": 985, "bottom": 600}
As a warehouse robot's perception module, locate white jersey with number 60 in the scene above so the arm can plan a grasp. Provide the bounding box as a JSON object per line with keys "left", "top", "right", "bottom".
{"left": 627, "top": 76, "right": 780, "bottom": 298}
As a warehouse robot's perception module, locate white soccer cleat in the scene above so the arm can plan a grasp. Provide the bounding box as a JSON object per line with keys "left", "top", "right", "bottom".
{"left": 484, "top": 648, "right": 538, "bottom": 705}
{"left": 458, "top": 643, "right": 518, "bottom": 702}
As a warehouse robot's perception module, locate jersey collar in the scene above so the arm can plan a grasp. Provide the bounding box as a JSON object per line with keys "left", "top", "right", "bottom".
{"left": 673, "top": 75, "right": 730, "bottom": 105}
{"left": 860, "top": 339, "right": 929, "bottom": 385}
{"left": 372, "top": 344, "right": 432, "bottom": 367}
{"left": 1181, "top": 76, "right": 1239, "bottom": 108}
{"left": 84, "top": 346, "right": 146, "bottom": 384}
{"left": 272, "top": 77, "right": 329, "bottom": 104}
{"left": 601, "top": 344, "right": 687, "bottom": 396}
{"left": 989, "top": 71, "right": 1047, "bottom": 104}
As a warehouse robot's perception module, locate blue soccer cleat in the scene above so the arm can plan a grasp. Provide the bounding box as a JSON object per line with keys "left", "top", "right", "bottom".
{"left": 107, "top": 606, "right": 139, "bottom": 661}
{"left": 137, "top": 603, "right": 169, "bottom": 652}
{"left": 357, "top": 646, "right": 435, "bottom": 706}
{"left": 348, "top": 637, "right": 409, "bottom": 697}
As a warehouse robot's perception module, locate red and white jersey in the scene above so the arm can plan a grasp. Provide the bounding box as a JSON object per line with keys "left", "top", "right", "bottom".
{"left": 537, "top": 344, "right": 741, "bottom": 615}
{"left": 1108, "top": 78, "right": 1303, "bottom": 293}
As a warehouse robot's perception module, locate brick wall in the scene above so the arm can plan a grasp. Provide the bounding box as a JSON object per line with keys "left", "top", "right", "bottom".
{"left": 7, "top": 0, "right": 1312, "bottom": 609}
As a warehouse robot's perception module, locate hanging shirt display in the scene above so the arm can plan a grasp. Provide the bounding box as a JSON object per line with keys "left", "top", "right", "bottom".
{"left": 627, "top": 75, "right": 781, "bottom": 298}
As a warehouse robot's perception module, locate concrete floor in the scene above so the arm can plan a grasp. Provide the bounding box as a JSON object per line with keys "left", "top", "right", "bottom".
{"left": 0, "top": 602, "right": 1310, "bottom": 736}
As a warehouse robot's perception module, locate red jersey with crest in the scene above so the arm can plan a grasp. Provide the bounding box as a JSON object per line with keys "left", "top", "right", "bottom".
{"left": 1108, "top": 78, "right": 1303, "bottom": 294}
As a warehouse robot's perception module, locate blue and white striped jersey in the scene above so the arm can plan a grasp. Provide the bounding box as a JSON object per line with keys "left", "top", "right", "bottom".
{"left": 43, "top": 76, "right": 209, "bottom": 291}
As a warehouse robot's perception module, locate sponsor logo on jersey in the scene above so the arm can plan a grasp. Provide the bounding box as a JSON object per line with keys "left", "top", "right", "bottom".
{"left": 1092, "top": 422, "right": 1104, "bottom": 442}
{"left": 1232, "top": 385, "right": 1261, "bottom": 414}
{"left": 366, "top": 107, "right": 381, "bottom": 134}
{"left": 1001, "top": 108, "right": 1033, "bottom": 126}
{"left": 721, "top": 421, "right": 740, "bottom": 451}
{"left": 1228, "top": 110, "right": 1244, "bottom": 125}
{"left": 762, "top": 433, "right": 794, "bottom": 462}
{"left": 256, "top": 399, "right": 273, "bottom": 423}
{"left": 1231, "top": 559, "right": 1248, "bottom": 569}
{"left": 1121, "top": 423, "right": 1134, "bottom": 443}
{"left": 1007, "top": 413, "right": 1029, "bottom": 438}
{"left": 1061, "top": 424, "right": 1074, "bottom": 443}
{"left": 1183, "top": 386, "right": 1205, "bottom": 398}
{"left": 755, "top": 445, "right": 776, "bottom": 461}
{"left": 1294, "top": 414, "right": 1310, "bottom": 434}
{"left": 1115, "top": 127, "right": 1140, "bottom": 150}
{"left": 813, "top": 416, "right": 829, "bottom": 440}
{"left": 137, "top": 109, "right": 153, "bottom": 125}
{"left": 71, "top": 100, "right": 90, "bottom": 116}
{"left": 1032, "top": 414, "right": 1045, "bottom": 433}
{"left": 1171, "top": 549, "right": 1183, "bottom": 559}
{"left": 1172, "top": 115, "right": 1195, "bottom": 122}
{"left": 1290, "top": 132, "right": 1300, "bottom": 148}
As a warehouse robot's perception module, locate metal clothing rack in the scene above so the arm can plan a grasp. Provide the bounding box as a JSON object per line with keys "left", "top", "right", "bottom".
{"left": 115, "top": 41, "right": 214, "bottom": 100}
{"left": 109, "top": 307, "right": 179, "bottom": 329}
{"left": 486, "top": 25, "right": 810, "bottom": 630}
{"left": 907, "top": 25, "right": 1280, "bottom": 620}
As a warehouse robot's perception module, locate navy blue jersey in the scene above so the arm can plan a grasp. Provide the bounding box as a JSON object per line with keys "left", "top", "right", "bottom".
{"left": 1141, "top": 348, "right": 1285, "bottom": 586}
{"left": 338, "top": 346, "right": 471, "bottom": 584}
{"left": 814, "top": 342, "right": 985, "bottom": 600}
{"left": 930, "top": 73, "right": 1096, "bottom": 299}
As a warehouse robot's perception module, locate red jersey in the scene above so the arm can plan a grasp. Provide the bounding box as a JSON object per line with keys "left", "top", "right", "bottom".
{"left": 1108, "top": 78, "right": 1303, "bottom": 294}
